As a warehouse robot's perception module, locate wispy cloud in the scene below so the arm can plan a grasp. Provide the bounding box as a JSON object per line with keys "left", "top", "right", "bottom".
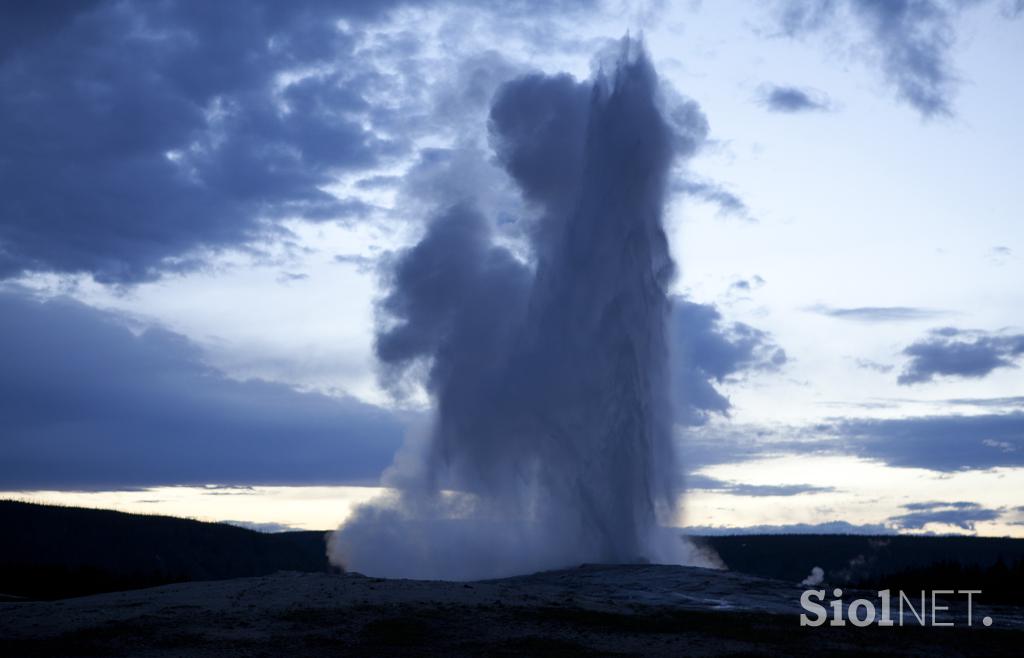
{"left": 674, "top": 178, "right": 754, "bottom": 221}
{"left": 943, "top": 396, "right": 1024, "bottom": 408}
{"left": 688, "top": 474, "right": 835, "bottom": 497}
{"left": 333, "top": 253, "right": 378, "bottom": 274}
{"left": 685, "top": 521, "right": 895, "bottom": 535}
{"left": 807, "top": 304, "right": 950, "bottom": 321}
{"left": 758, "top": 84, "right": 833, "bottom": 112}
{"left": 889, "top": 501, "right": 1003, "bottom": 531}
{"left": 729, "top": 275, "right": 766, "bottom": 294}
{"left": 852, "top": 358, "right": 895, "bottom": 374}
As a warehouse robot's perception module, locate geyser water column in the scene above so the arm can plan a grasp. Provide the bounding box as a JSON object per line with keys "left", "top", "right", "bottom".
{"left": 499, "top": 39, "right": 679, "bottom": 564}
{"left": 331, "top": 37, "right": 707, "bottom": 580}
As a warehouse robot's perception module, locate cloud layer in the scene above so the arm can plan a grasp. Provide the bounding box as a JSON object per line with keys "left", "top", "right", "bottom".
{"left": 0, "top": 289, "right": 404, "bottom": 488}
{"left": 839, "top": 412, "right": 1024, "bottom": 471}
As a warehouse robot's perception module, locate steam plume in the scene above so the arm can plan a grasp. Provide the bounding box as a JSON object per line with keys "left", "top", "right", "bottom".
{"left": 330, "top": 38, "right": 708, "bottom": 579}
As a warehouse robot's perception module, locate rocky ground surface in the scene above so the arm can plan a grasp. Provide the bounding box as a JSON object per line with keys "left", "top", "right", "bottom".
{"left": 2, "top": 564, "right": 1022, "bottom": 656}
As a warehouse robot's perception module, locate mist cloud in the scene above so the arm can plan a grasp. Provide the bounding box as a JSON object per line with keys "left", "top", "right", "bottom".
{"left": 331, "top": 39, "right": 714, "bottom": 579}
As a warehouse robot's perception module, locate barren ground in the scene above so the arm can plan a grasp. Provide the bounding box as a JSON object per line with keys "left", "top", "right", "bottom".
{"left": 2, "top": 564, "right": 1022, "bottom": 656}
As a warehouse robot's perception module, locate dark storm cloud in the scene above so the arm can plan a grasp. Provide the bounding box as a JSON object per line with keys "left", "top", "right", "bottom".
{"left": 889, "top": 501, "right": 1002, "bottom": 531}
{"left": 759, "top": 84, "right": 832, "bottom": 112}
{"left": 0, "top": 0, "right": 596, "bottom": 284}
{"left": 670, "top": 298, "right": 787, "bottom": 425}
{"left": 775, "top": 0, "right": 990, "bottom": 117}
{"left": 0, "top": 289, "right": 405, "bottom": 489}
{"left": 808, "top": 304, "right": 949, "bottom": 321}
{"left": 898, "top": 327, "right": 1024, "bottom": 384}
{"left": 0, "top": 0, "right": 407, "bottom": 283}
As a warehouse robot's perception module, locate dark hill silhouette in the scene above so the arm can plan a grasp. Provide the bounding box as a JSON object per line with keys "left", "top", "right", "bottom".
{"left": 4, "top": 500, "right": 1023, "bottom": 603}
{"left": 1, "top": 500, "right": 330, "bottom": 599}
{"left": 696, "top": 534, "right": 1024, "bottom": 603}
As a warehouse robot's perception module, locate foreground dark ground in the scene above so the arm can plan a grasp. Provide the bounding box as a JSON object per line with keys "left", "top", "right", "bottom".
{"left": 4, "top": 502, "right": 1024, "bottom": 655}
{"left": 2, "top": 565, "right": 1022, "bottom": 657}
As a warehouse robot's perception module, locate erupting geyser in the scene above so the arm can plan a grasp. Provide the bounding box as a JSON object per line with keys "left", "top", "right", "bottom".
{"left": 330, "top": 37, "right": 709, "bottom": 579}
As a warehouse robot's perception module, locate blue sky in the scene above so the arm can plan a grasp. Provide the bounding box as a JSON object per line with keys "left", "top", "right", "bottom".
{"left": 1, "top": 0, "right": 1022, "bottom": 536}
